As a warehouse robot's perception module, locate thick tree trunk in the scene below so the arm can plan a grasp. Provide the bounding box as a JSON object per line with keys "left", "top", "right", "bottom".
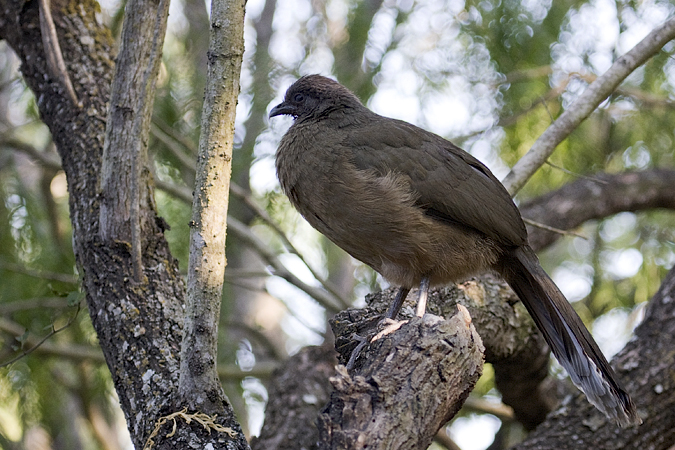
{"left": 0, "top": 2, "right": 248, "bottom": 449}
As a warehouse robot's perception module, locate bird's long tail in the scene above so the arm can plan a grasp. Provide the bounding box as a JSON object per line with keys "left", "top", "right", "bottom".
{"left": 496, "top": 245, "right": 640, "bottom": 427}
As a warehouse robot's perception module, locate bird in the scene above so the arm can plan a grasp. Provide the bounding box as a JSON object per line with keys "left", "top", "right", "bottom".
{"left": 269, "top": 74, "right": 640, "bottom": 427}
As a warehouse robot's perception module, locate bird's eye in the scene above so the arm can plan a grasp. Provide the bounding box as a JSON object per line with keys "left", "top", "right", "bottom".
{"left": 293, "top": 93, "right": 304, "bottom": 103}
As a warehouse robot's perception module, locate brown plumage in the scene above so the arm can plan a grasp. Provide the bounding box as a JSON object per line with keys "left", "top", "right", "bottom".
{"left": 270, "top": 74, "right": 640, "bottom": 427}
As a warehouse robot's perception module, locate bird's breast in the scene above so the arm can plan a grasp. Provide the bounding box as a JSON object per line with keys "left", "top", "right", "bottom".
{"left": 276, "top": 129, "right": 501, "bottom": 287}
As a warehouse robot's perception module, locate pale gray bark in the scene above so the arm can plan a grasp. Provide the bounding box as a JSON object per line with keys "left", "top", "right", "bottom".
{"left": 178, "top": 0, "right": 246, "bottom": 415}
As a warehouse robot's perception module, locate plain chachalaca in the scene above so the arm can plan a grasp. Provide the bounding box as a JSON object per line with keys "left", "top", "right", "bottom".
{"left": 269, "top": 74, "right": 640, "bottom": 427}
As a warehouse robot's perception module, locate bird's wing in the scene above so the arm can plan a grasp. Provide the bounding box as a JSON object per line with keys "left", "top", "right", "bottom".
{"left": 344, "top": 116, "right": 527, "bottom": 247}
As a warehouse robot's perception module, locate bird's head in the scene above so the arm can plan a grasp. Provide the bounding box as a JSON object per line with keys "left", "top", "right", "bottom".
{"left": 269, "top": 75, "right": 363, "bottom": 121}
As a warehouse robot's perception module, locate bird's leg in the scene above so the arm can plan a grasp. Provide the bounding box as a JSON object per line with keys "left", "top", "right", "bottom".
{"left": 415, "top": 276, "right": 430, "bottom": 317}
{"left": 384, "top": 287, "right": 411, "bottom": 320}
{"left": 372, "top": 287, "right": 411, "bottom": 341}
{"left": 346, "top": 288, "right": 411, "bottom": 370}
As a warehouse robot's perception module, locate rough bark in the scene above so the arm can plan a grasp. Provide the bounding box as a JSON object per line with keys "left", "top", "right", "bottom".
{"left": 0, "top": 1, "right": 248, "bottom": 449}
{"left": 3, "top": 2, "right": 675, "bottom": 448}
{"left": 319, "top": 311, "right": 484, "bottom": 450}
{"left": 333, "top": 279, "right": 559, "bottom": 431}
{"left": 253, "top": 265, "right": 675, "bottom": 449}
{"left": 255, "top": 168, "right": 675, "bottom": 445}
{"left": 253, "top": 277, "right": 550, "bottom": 448}
{"left": 100, "top": 0, "right": 170, "bottom": 281}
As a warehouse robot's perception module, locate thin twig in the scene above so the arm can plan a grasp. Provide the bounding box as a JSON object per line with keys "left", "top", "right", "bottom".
{"left": 545, "top": 161, "right": 610, "bottom": 185}
{"left": 150, "top": 123, "right": 197, "bottom": 172}
{"left": 449, "top": 76, "right": 572, "bottom": 144}
{"left": 151, "top": 116, "right": 350, "bottom": 307}
{"left": 499, "top": 65, "right": 553, "bottom": 85}
{"left": 153, "top": 124, "right": 350, "bottom": 307}
{"left": 616, "top": 85, "right": 675, "bottom": 108}
{"left": 154, "top": 178, "right": 346, "bottom": 311}
{"left": 462, "top": 396, "right": 516, "bottom": 422}
{"left": 0, "top": 297, "right": 70, "bottom": 314}
{"left": 155, "top": 178, "right": 192, "bottom": 202}
{"left": 0, "top": 303, "right": 82, "bottom": 367}
{"left": 227, "top": 218, "right": 345, "bottom": 312}
{"left": 223, "top": 269, "right": 273, "bottom": 278}
{"left": 522, "top": 217, "right": 587, "bottom": 240}
{"left": 0, "top": 74, "right": 22, "bottom": 93}
{"left": 222, "top": 277, "right": 326, "bottom": 338}
{"left": 0, "top": 315, "right": 103, "bottom": 362}
{"left": 1, "top": 137, "right": 62, "bottom": 170}
{"left": 499, "top": 77, "right": 570, "bottom": 130}
{"left": 217, "top": 361, "right": 277, "bottom": 379}
{"left": 0, "top": 314, "right": 276, "bottom": 378}
{"left": 152, "top": 117, "right": 198, "bottom": 155}
{"left": 433, "top": 426, "right": 462, "bottom": 450}
{"left": 222, "top": 320, "right": 284, "bottom": 360}
{"left": 229, "top": 183, "right": 348, "bottom": 304}
{"left": 222, "top": 277, "right": 269, "bottom": 295}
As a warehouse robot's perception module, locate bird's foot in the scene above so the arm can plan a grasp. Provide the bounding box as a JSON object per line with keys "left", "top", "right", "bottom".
{"left": 345, "top": 318, "right": 410, "bottom": 370}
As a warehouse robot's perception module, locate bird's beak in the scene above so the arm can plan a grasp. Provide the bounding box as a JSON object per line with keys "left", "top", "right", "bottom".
{"left": 269, "top": 102, "right": 295, "bottom": 118}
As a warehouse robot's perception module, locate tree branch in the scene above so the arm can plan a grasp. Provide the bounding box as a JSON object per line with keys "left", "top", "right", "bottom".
{"left": 0, "top": 315, "right": 105, "bottom": 362}
{"left": 99, "top": 0, "right": 170, "bottom": 281}
{"left": 253, "top": 276, "right": 551, "bottom": 447}
{"left": 177, "top": 0, "right": 246, "bottom": 424}
{"left": 0, "top": 304, "right": 81, "bottom": 367}
{"left": 0, "top": 310, "right": 276, "bottom": 380}
{"left": 318, "top": 310, "right": 484, "bottom": 450}
{"left": 0, "top": 296, "right": 70, "bottom": 314}
{"left": 521, "top": 169, "right": 675, "bottom": 252}
{"left": 37, "top": 0, "right": 79, "bottom": 106}
{"left": 6, "top": 130, "right": 349, "bottom": 311}
{"left": 502, "top": 16, "right": 675, "bottom": 194}
{"left": 332, "top": 279, "right": 559, "bottom": 431}
{"left": 250, "top": 344, "right": 338, "bottom": 450}
{"left": 1, "top": 1, "right": 200, "bottom": 447}
{"left": 0, "top": 259, "right": 78, "bottom": 284}
{"left": 0, "top": 136, "right": 62, "bottom": 170}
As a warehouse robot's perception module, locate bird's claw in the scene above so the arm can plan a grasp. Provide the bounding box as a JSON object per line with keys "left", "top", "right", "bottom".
{"left": 371, "top": 318, "right": 408, "bottom": 342}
